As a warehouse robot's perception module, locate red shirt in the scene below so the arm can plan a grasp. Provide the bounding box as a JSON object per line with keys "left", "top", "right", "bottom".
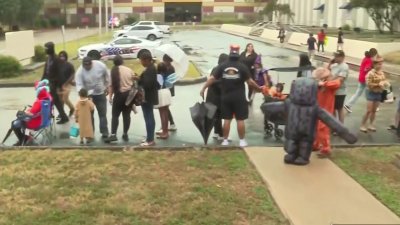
{"left": 317, "top": 32, "right": 326, "bottom": 42}
{"left": 359, "top": 57, "right": 373, "bottom": 83}
{"left": 25, "top": 89, "right": 52, "bottom": 129}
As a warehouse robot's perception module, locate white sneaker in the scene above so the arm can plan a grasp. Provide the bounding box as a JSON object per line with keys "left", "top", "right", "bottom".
{"left": 376, "top": 108, "right": 380, "bottom": 112}
{"left": 221, "top": 139, "right": 229, "bottom": 146}
{"left": 239, "top": 139, "right": 248, "bottom": 147}
{"left": 169, "top": 124, "right": 177, "bottom": 131}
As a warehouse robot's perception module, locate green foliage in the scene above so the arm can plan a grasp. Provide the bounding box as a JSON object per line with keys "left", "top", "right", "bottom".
{"left": 48, "top": 17, "right": 65, "bottom": 27}
{"left": 125, "top": 16, "right": 137, "bottom": 25}
{"left": 33, "top": 45, "right": 47, "bottom": 62}
{"left": 0, "top": 0, "right": 20, "bottom": 27}
{"left": 342, "top": 24, "right": 351, "bottom": 31}
{"left": 260, "top": 0, "right": 294, "bottom": 22}
{"left": 0, "top": 55, "right": 22, "bottom": 78}
{"left": 17, "top": 0, "right": 44, "bottom": 28}
{"left": 35, "top": 18, "right": 50, "bottom": 28}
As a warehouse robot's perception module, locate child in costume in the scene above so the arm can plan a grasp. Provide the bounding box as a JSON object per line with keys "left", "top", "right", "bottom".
{"left": 254, "top": 55, "right": 272, "bottom": 87}
{"left": 312, "top": 67, "right": 341, "bottom": 157}
{"left": 262, "top": 83, "right": 287, "bottom": 100}
{"left": 75, "top": 88, "right": 95, "bottom": 144}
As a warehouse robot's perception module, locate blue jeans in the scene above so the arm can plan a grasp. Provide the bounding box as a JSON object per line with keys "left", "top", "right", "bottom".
{"left": 91, "top": 94, "right": 109, "bottom": 136}
{"left": 141, "top": 102, "right": 155, "bottom": 142}
{"left": 346, "top": 83, "right": 366, "bottom": 108}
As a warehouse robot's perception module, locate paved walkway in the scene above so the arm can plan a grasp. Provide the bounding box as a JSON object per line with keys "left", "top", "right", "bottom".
{"left": 218, "top": 29, "right": 400, "bottom": 76}
{"left": 245, "top": 147, "right": 400, "bottom": 225}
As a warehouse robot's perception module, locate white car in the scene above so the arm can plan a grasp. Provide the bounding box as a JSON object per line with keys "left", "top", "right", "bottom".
{"left": 123, "top": 21, "right": 171, "bottom": 34}
{"left": 113, "top": 25, "right": 164, "bottom": 41}
{"left": 78, "top": 36, "right": 161, "bottom": 60}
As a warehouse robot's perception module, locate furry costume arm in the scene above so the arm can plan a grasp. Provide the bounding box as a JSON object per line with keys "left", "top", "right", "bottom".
{"left": 260, "top": 101, "right": 286, "bottom": 115}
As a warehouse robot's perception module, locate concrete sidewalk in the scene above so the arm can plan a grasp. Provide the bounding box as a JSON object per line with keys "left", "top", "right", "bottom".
{"left": 218, "top": 29, "right": 400, "bottom": 76}
{"left": 245, "top": 147, "right": 400, "bottom": 225}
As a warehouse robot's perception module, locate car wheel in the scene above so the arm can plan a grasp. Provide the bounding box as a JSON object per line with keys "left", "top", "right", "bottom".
{"left": 147, "top": 34, "right": 156, "bottom": 41}
{"left": 87, "top": 50, "right": 101, "bottom": 60}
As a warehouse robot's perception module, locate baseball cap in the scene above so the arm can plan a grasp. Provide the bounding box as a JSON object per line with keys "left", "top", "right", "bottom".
{"left": 230, "top": 44, "right": 240, "bottom": 54}
{"left": 83, "top": 56, "right": 92, "bottom": 66}
{"left": 334, "top": 50, "right": 345, "bottom": 57}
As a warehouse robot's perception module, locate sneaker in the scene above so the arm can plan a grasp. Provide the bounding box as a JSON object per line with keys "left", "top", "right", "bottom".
{"left": 104, "top": 135, "right": 118, "bottom": 143}
{"left": 360, "top": 126, "right": 368, "bottom": 132}
{"left": 56, "top": 118, "right": 69, "bottom": 125}
{"left": 376, "top": 108, "right": 380, "bottom": 112}
{"left": 156, "top": 129, "right": 163, "bottom": 135}
{"left": 217, "top": 136, "right": 224, "bottom": 141}
{"left": 101, "top": 135, "right": 109, "bottom": 140}
{"left": 344, "top": 105, "right": 352, "bottom": 113}
{"left": 169, "top": 124, "right": 177, "bottom": 131}
{"left": 388, "top": 125, "right": 397, "bottom": 130}
{"left": 317, "top": 151, "right": 331, "bottom": 158}
{"left": 221, "top": 139, "right": 229, "bottom": 146}
{"left": 239, "top": 139, "right": 248, "bottom": 147}
{"left": 86, "top": 138, "right": 94, "bottom": 144}
{"left": 69, "top": 109, "right": 75, "bottom": 117}
{"left": 368, "top": 126, "right": 376, "bottom": 132}
{"left": 122, "top": 134, "right": 129, "bottom": 142}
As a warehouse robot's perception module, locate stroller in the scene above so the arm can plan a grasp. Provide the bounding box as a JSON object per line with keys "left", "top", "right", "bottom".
{"left": 261, "top": 66, "right": 314, "bottom": 140}
{"left": 262, "top": 83, "right": 288, "bottom": 140}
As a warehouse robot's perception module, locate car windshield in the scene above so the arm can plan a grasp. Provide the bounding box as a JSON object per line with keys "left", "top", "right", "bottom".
{"left": 130, "top": 22, "right": 138, "bottom": 26}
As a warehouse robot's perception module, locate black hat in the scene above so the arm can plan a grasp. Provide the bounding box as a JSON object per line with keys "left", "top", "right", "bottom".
{"left": 334, "top": 50, "right": 345, "bottom": 57}
{"left": 44, "top": 42, "right": 55, "bottom": 49}
{"left": 83, "top": 56, "right": 92, "bottom": 66}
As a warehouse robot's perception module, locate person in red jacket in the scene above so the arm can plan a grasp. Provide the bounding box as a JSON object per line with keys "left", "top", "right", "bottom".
{"left": 317, "top": 29, "right": 326, "bottom": 53}
{"left": 312, "top": 68, "right": 341, "bottom": 157}
{"left": 11, "top": 81, "right": 52, "bottom": 146}
{"left": 344, "top": 48, "right": 378, "bottom": 113}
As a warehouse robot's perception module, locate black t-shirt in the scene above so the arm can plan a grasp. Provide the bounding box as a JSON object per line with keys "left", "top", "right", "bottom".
{"left": 212, "top": 60, "right": 250, "bottom": 97}
{"left": 307, "top": 37, "right": 317, "bottom": 50}
{"left": 338, "top": 31, "right": 344, "bottom": 43}
{"left": 59, "top": 61, "right": 75, "bottom": 85}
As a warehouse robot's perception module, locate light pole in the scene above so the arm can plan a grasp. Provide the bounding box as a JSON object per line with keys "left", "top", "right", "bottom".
{"left": 99, "top": 0, "right": 102, "bottom": 36}
{"left": 111, "top": 0, "right": 114, "bottom": 30}
{"left": 105, "top": 0, "right": 109, "bottom": 33}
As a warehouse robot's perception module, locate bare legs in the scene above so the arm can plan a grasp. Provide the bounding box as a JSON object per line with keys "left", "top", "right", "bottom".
{"left": 158, "top": 106, "right": 169, "bottom": 139}
{"left": 360, "top": 101, "right": 380, "bottom": 131}
{"left": 223, "top": 119, "right": 245, "bottom": 139}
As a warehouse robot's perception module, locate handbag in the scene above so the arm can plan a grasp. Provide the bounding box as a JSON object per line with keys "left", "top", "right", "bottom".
{"left": 69, "top": 124, "right": 80, "bottom": 138}
{"left": 125, "top": 83, "right": 145, "bottom": 106}
{"left": 154, "top": 88, "right": 172, "bottom": 109}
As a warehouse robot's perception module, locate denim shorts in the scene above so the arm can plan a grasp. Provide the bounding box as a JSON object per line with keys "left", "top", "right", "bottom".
{"left": 366, "top": 90, "right": 382, "bottom": 102}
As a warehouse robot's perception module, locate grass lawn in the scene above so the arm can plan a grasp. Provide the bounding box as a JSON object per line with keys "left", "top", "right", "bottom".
{"left": 333, "top": 147, "right": 400, "bottom": 216}
{"left": 0, "top": 150, "right": 287, "bottom": 225}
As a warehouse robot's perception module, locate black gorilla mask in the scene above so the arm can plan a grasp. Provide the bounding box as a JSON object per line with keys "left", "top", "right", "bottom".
{"left": 44, "top": 42, "right": 55, "bottom": 55}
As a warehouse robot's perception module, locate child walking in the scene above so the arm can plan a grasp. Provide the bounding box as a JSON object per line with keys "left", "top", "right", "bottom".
{"left": 75, "top": 88, "right": 95, "bottom": 144}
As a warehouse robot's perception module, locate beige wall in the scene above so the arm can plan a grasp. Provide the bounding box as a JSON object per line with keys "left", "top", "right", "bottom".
{"left": 5, "top": 30, "right": 34, "bottom": 66}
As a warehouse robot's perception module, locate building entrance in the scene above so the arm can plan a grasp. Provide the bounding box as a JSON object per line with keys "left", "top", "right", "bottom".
{"left": 165, "top": 2, "right": 202, "bottom": 22}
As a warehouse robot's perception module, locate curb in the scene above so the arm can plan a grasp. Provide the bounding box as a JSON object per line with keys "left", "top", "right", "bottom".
{"left": 216, "top": 28, "right": 400, "bottom": 77}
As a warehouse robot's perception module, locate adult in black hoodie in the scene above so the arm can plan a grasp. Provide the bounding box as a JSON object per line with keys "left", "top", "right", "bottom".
{"left": 239, "top": 43, "right": 258, "bottom": 101}
{"left": 138, "top": 51, "right": 159, "bottom": 146}
{"left": 41, "top": 42, "right": 69, "bottom": 124}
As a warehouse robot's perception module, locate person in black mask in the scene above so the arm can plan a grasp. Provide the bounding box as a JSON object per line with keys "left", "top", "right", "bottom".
{"left": 200, "top": 45, "right": 262, "bottom": 147}
{"left": 41, "top": 42, "right": 69, "bottom": 124}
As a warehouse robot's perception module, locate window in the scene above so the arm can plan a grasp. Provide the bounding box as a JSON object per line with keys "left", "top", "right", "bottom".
{"left": 130, "top": 26, "right": 153, "bottom": 30}
{"left": 113, "top": 38, "right": 130, "bottom": 45}
{"left": 127, "top": 38, "right": 142, "bottom": 44}
{"left": 139, "top": 22, "right": 152, "bottom": 25}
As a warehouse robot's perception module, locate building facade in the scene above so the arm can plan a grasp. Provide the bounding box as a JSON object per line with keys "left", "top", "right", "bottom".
{"left": 44, "top": 0, "right": 268, "bottom": 25}
{"left": 275, "top": 0, "right": 384, "bottom": 31}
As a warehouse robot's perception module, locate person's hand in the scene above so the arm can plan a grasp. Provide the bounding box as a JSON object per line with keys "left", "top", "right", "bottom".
{"left": 200, "top": 89, "right": 205, "bottom": 99}
{"left": 318, "top": 81, "right": 326, "bottom": 86}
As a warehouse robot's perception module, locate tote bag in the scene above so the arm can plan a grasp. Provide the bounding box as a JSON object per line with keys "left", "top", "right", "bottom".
{"left": 154, "top": 88, "right": 172, "bottom": 109}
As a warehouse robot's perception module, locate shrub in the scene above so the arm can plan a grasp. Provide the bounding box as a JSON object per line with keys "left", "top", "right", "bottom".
{"left": 0, "top": 55, "right": 22, "bottom": 78}
{"left": 125, "top": 16, "right": 137, "bottom": 25}
{"left": 342, "top": 24, "right": 351, "bottom": 31}
{"left": 354, "top": 27, "right": 362, "bottom": 33}
{"left": 33, "top": 45, "right": 47, "bottom": 62}
{"left": 49, "top": 17, "right": 65, "bottom": 28}
{"left": 35, "top": 18, "right": 50, "bottom": 28}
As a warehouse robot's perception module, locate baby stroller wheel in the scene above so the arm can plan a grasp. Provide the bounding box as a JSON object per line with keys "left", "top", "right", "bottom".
{"left": 264, "top": 132, "right": 272, "bottom": 139}
{"left": 265, "top": 123, "right": 274, "bottom": 133}
{"left": 275, "top": 129, "right": 284, "bottom": 139}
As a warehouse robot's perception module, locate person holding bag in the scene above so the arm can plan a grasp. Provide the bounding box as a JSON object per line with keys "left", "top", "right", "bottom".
{"left": 155, "top": 63, "right": 172, "bottom": 139}
{"left": 360, "top": 56, "right": 389, "bottom": 132}
{"left": 138, "top": 51, "right": 160, "bottom": 146}
{"left": 105, "top": 55, "right": 137, "bottom": 143}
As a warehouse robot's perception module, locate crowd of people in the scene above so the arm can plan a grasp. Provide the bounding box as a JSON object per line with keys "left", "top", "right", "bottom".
{"left": 8, "top": 31, "right": 400, "bottom": 148}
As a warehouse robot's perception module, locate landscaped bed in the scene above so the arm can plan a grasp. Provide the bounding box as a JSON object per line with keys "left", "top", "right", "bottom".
{"left": 333, "top": 147, "right": 400, "bottom": 217}
{"left": 0, "top": 150, "right": 288, "bottom": 225}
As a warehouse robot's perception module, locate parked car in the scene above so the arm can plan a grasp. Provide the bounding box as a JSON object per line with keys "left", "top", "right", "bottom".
{"left": 114, "top": 25, "right": 164, "bottom": 41}
{"left": 123, "top": 21, "right": 171, "bottom": 34}
{"left": 78, "top": 36, "right": 161, "bottom": 60}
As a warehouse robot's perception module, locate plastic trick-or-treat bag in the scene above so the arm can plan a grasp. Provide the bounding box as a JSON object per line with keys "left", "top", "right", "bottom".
{"left": 69, "top": 124, "right": 80, "bottom": 138}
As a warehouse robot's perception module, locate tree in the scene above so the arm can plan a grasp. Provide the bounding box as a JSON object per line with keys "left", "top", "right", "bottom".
{"left": 0, "top": 0, "right": 21, "bottom": 28}
{"left": 351, "top": 0, "right": 400, "bottom": 34}
{"left": 17, "top": 0, "right": 44, "bottom": 28}
{"left": 260, "top": 0, "right": 294, "bottom": 22}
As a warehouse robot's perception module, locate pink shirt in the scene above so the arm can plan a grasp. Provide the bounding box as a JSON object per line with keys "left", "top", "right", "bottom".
{"left": 359, "top": 57, "right": 373, "bottom": 83}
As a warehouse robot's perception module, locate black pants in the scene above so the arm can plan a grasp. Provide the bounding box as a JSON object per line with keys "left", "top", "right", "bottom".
{"left": 214, "top": 108, "right": 223, "bottom": 137}
{"left": 168, "top": 109, "right": 175, "bottom": 125}
{"left": 317, "top": 41, "right": 324, "bottom": 52}
{"left": 111, "top": 91, "right": 131, "bottom": 135}
{"left": 50, "top": 85, "right": 68, "bottom": 120}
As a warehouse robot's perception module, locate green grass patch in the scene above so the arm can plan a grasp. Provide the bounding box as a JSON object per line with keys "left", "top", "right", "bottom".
{"left": 0, "top": 150, "right": 287, "bottom": 225}
{"left": 333, "top": 147, "right": 400, "bottom": 216}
